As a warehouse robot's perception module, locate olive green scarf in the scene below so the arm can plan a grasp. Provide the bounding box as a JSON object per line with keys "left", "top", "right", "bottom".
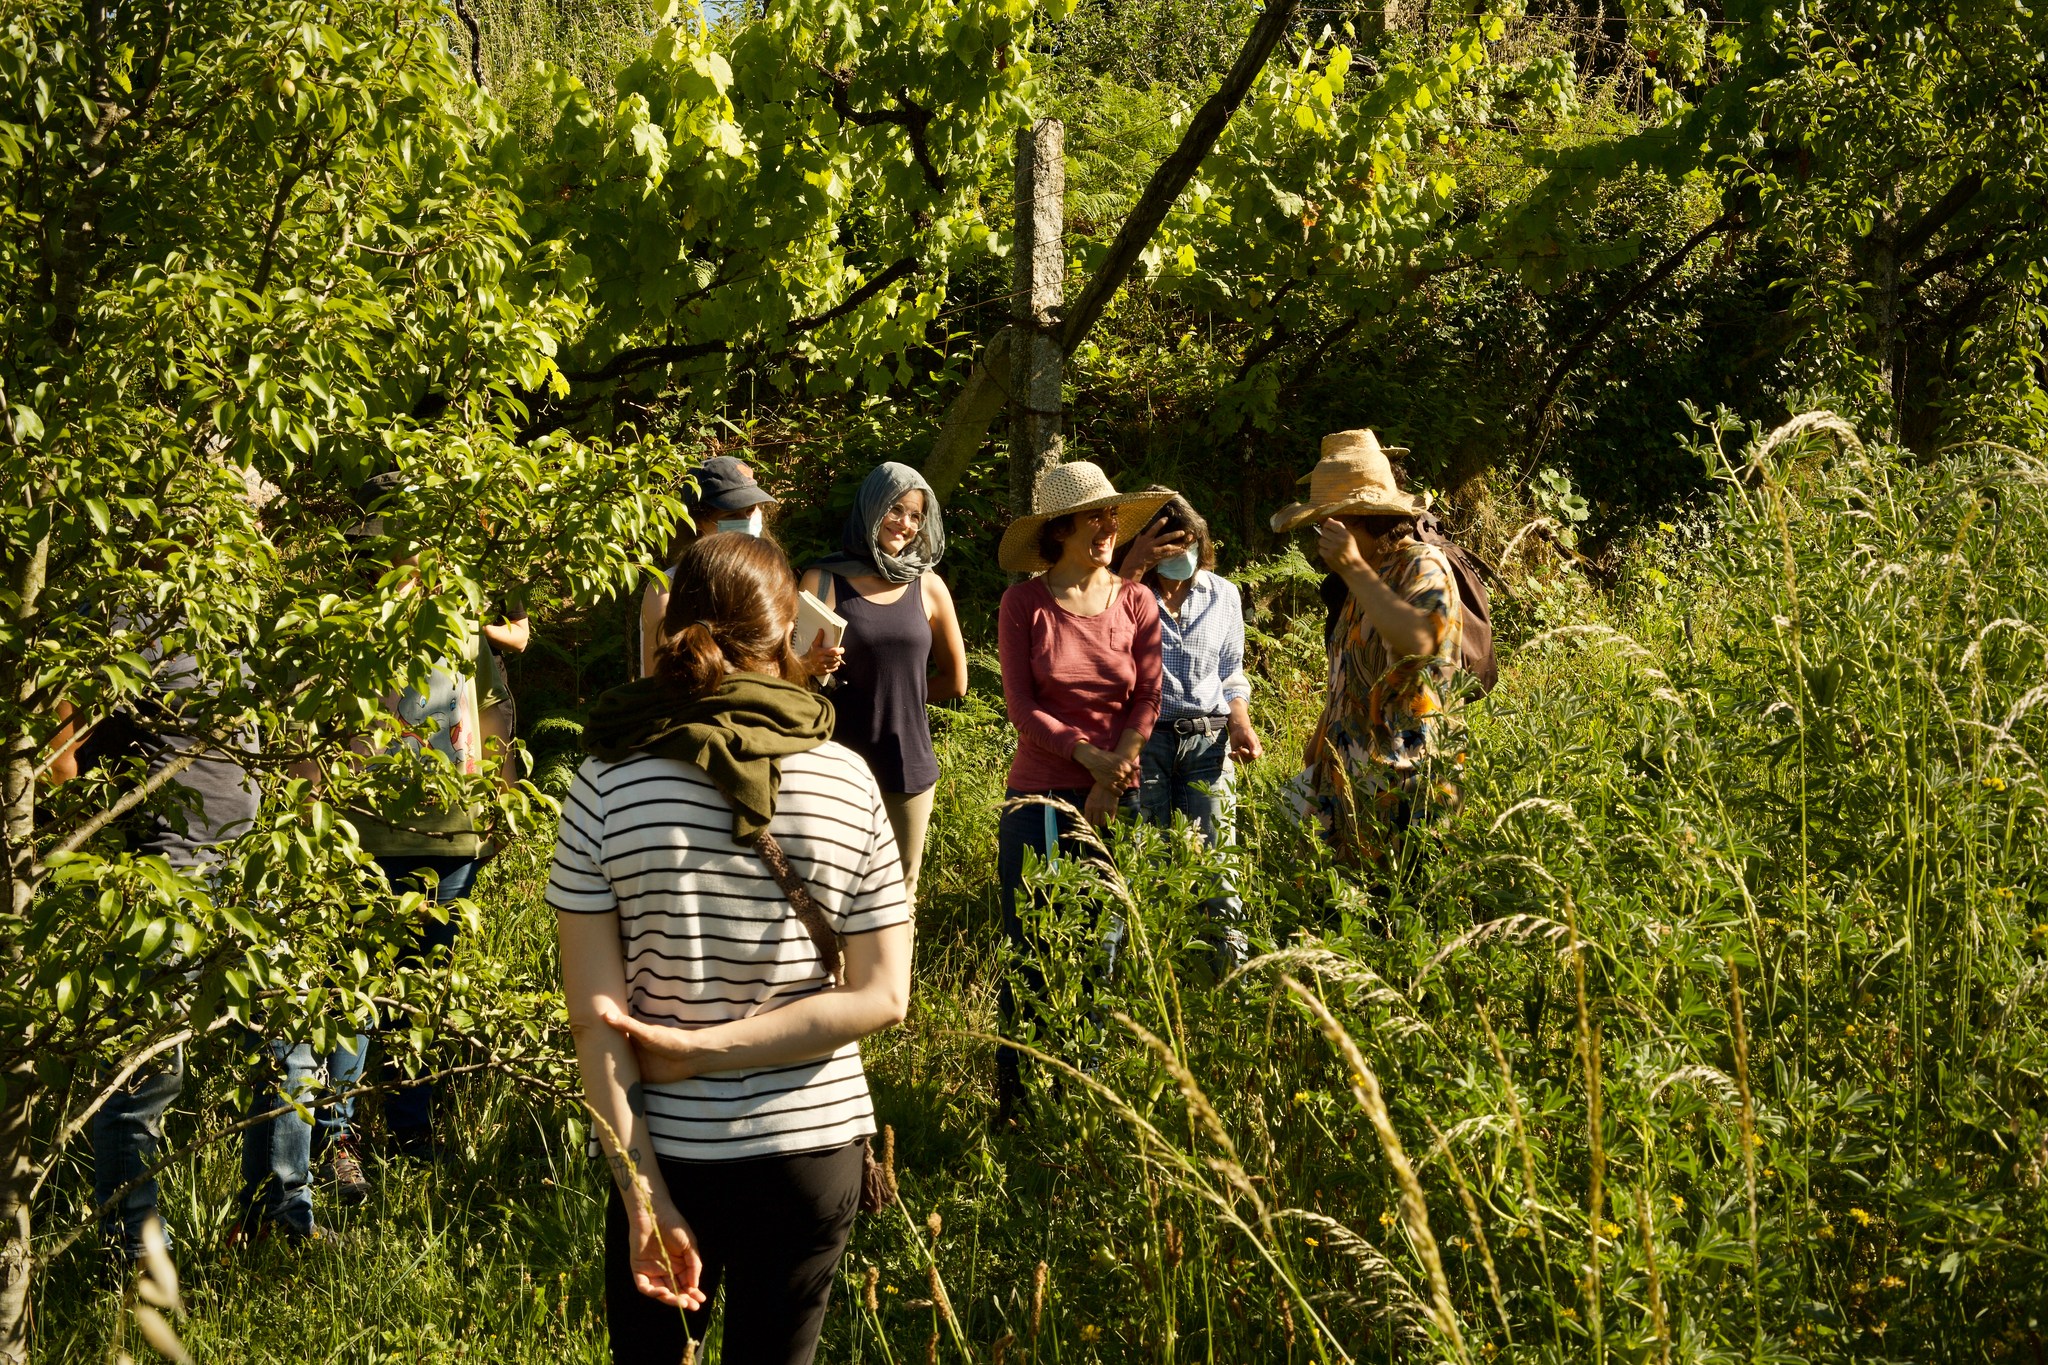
{"left": 582, "top": 672, "right": 833, "bottom": 843}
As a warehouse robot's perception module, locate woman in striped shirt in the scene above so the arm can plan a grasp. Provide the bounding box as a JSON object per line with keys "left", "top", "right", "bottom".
{"left": 550, "top": 533, "right": 913, "bottom": 1365}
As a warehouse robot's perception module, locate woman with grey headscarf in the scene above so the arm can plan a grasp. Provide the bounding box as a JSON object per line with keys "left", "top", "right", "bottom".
{"left": 800, "top": 462, "right": 967, "bottom": 904}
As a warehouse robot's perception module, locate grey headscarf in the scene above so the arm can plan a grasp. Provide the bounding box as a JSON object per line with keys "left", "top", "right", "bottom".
{"left": 809, "top": 462, "right": 945, "bottom": 585}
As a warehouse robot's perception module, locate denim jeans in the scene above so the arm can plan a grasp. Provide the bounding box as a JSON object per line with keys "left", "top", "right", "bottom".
{"left": 1138, "top": 725, "right": 1248, "bottom": 971}
{"left": 367, "top": 854, "right": 478, "bottom": 1139}
{"left": 238, "top": 1036, "right": 364, "bottom": 1236}
{"left": 91, "top": 1048, "right": 185, "bottom": 1259}
{"left": 994, "top": 787, "right": 1135, "bottom": 1108}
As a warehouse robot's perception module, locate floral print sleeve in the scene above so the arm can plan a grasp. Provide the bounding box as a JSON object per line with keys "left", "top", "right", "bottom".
{"left": 1290, "top": 540, "right": 1466, "bottom": 861}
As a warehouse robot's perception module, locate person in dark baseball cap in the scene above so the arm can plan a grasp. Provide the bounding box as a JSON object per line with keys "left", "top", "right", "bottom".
{"left": 344, "top": 470, "right": 413, "bottom": 543}
{"left": 639, "top": 457, "right": 781, "bottom": 677}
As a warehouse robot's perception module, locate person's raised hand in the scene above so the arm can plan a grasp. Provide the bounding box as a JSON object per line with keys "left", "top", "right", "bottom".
{"left": 1120, "top": 515, "right": 1192, "bottom": 580}
{"left": 1316, "top": 518, "right": 1372, "bottom": 576}
{"left": 804, "top": 629, "right": 845, "bottom": 678}
{"left": 626, "top": 1198, "right": 707, "bottom": 1310}
{"left": 598, "top": 1002, "right": 699, "bottom": 1085}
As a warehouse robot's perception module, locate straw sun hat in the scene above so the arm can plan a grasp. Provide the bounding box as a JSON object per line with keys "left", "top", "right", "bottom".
{"left": 998, "top": 461, "right": 1175, "bottom": 574}
{"left": 1269, "top": 429, "right": 1428, "bottom": 534}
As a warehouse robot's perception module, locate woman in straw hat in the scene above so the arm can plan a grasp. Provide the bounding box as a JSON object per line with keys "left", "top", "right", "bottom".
{"left": 994, "top": 460, "right": 1173, "bottom": 1115}
{"left": 1273, "top": 429, "right": 1466, "bottom": 864}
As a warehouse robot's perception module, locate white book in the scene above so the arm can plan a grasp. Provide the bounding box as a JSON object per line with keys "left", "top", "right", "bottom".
{"left": 795, "top": 588, "right": 847, "bottom": 652}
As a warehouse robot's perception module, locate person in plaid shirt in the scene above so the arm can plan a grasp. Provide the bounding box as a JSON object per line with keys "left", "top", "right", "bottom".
{"left": 1119, "top": 494, "right": 1263, "bottom": 973}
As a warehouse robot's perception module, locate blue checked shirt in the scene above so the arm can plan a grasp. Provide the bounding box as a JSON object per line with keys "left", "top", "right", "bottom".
{"left": 1153, "top": 570, "right": 1251, "bottom": 721}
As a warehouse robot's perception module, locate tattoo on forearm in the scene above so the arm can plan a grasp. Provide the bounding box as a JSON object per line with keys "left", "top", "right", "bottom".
{"left": 606, "top": 1145, "right": 644, "bottom": 1196}
{"left": 605, "top": 1086, "right": 651, "bottom": 1197}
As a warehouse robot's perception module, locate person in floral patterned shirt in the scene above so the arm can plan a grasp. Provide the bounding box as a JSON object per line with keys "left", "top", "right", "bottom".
{"left": 1272, "top": 430, "right": 1466, "bottom": 865}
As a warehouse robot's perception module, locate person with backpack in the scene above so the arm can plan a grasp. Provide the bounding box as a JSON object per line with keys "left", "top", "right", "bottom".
{"left": 549, "top": 533, "right": 913, "bottom": 1365}
{"left": 1272, "top": 430, "right": 1471, "bottom": 866}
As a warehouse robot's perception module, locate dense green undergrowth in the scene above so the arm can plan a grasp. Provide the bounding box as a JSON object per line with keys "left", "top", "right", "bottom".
{"left": 39, "top": 421, "right": 2048, "bottom": 1360}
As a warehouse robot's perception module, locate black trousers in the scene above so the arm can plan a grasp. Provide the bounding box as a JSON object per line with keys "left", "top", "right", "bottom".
{"left": 994, "top": 787, "right": 1135, "bottom": 1109}
{"left": 604, "top": 1140, "right": 863, "bottom": 1365}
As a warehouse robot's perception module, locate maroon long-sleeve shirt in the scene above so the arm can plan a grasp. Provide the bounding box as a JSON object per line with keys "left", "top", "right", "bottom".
{"left": 998, "top": 576, "right": 1163, "bottom": 792}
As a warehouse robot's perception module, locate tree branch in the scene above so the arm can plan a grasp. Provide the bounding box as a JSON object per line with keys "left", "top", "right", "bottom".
{"left": 824, "top": 69, "right": 943, "bottom": 191}
{"left": 555, "top": 255, "right": 919, "bottom": 386}
{"left": 1057, "top": 0, "right": 1303, "bottom": 355}
{"left": 452, "top": 0, "right": 485, "bottom": 87}
{"left": 1895, "top": 171, "right": 1984, "bottom": 260}
{"left": 921, "top": 326, "right": 1015, "bottom": 497}
{"left": 921, "top": 0, "right": 1300, "bottom": 498}
{"left": 1525, "top": 212, "right": 1738, "bottom": 453}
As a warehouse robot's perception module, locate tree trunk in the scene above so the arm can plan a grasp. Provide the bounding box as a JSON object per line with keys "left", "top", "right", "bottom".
{"left": 1009, "top": 119, "right": 1065, "bottom": 519}
{"left": 1865, "top": 216, "right": 1905, "bottom": 441}
{"left": 0, "top": 519, "right": 49, "bottom": 1363}
{"left": 0, "top": 1065, "right": 32, "bottom": 1365}
{"left": 921, "top": 0, "right": 1302, "bottom": 500}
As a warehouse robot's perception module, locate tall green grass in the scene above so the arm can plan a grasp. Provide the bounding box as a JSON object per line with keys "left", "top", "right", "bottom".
{"left": 36, "top": 419, "right": 2048, "bottom": 1362}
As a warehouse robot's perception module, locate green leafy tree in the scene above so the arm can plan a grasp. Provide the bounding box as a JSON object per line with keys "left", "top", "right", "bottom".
{"left": 516, "top": 0, "right": 1047, "bottom": 440}
{"left": 0, "top": 2, "right": 681, "bottom": 1355}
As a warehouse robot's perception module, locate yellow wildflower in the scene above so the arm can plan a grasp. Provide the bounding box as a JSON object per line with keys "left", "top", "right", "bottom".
{"left": 1600, "top": 1221, "right": 1623, "bottom": 1238}
{"left": 1304, "top": 1236, "right": 1319, "bottom": 1247}
{"left": 1880, "top": 1274, "right": 1905, "bottom": 1290}
{"left": 1079, "top": 1325, "right": 1102, "bottom": 1343}
{"left": 1670, "top": 1194, "right": 1686, "bottom": 1214}
{"left": 1850, "top": 1207, "right": 1873, "bottom": 1226}
{"left": 1379, "top": 1210, "right": 1398, "bottom": 1229}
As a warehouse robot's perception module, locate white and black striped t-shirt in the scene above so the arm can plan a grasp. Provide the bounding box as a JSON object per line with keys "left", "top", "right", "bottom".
{"left": 547, "top": 743, "right": 911, "bottom": 1162}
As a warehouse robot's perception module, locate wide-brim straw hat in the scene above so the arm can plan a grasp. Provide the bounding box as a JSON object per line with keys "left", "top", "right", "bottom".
{"left": 999, "top": 461, "right": 1176, "bottom": 574}
{"left": 1270, "top": 428, "right": 1428, "bottom": 533}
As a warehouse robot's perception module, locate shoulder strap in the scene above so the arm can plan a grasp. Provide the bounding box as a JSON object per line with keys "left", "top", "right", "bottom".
{"left": 754, "top": 830, "right": 845, "bottom": 985}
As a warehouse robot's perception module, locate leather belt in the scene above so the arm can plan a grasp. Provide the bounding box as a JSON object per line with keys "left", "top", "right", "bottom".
{"left": 1168, "top": 714, "right": 1230, "bottom": 736}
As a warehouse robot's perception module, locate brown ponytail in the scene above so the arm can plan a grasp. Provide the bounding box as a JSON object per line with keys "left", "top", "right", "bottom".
{"left": 656, "top": 533, "right": 809, "bottom": 697}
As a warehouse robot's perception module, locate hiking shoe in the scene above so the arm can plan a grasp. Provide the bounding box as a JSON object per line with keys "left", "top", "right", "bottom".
{"left": 326, "top": 1135, "right": 371, "bottom": 1207}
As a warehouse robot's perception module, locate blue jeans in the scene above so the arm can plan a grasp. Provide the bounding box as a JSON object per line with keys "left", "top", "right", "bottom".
{"left": 92, "top": 1048, "right": 185, "bottom": 1259}
{"left": 994, "top": 787, "right": 1136, "bottom": 1108}
{"left": 239, "top": 1036, "right": 365, "bottom": 1236}
{"left": 366, "top": 855, "right": 478, "bottom": 1138}
{"left": 1138, "top": 725, "right": 1248, "bottom": 970}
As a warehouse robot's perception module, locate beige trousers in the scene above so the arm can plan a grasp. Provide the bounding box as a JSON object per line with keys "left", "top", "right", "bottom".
{"left": 880, "top": 787, "right": 936, "bottom": 907}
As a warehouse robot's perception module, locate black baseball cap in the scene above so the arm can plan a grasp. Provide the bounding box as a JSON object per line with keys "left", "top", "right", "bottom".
{"left": 689, "top": 456, "right": 776, "bottom": 514}
{"left": 345, "top": 470, "right": 411, "bottom": 540}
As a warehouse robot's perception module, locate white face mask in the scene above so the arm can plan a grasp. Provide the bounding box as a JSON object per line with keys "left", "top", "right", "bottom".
{"left": 1156, "top": 547, "right": 1199, "bottom": 581}
{"left": 715, "top": 507, "right": 764, "bottom": 537}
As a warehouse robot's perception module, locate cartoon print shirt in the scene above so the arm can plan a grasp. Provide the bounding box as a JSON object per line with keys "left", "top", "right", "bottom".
{"left": 1291, "top": 536, "right": 1466, "bottom": 858}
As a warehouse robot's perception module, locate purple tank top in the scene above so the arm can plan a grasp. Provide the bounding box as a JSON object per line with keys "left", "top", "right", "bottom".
{"left": 831, "top": 574, "right": 938, "bottom": 794}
